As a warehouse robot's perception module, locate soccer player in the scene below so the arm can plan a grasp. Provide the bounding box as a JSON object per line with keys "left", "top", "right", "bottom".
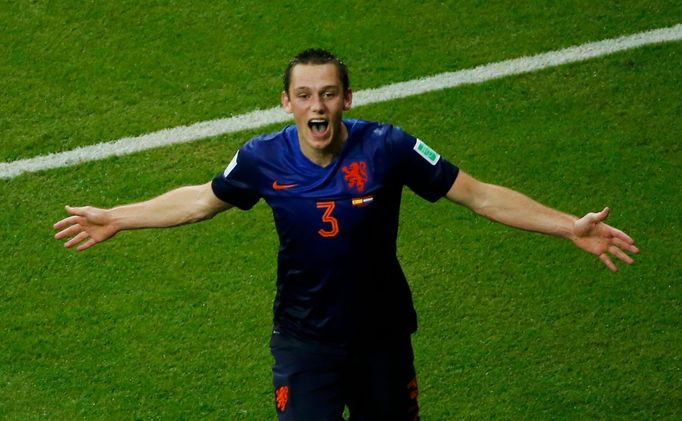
{"left": 54, "top": 49, "right": 639, "bottom": 420}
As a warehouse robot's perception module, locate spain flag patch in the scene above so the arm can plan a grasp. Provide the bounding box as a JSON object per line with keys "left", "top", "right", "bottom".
{"left": 352, "top": 195, "right": 374, "bottom": 207}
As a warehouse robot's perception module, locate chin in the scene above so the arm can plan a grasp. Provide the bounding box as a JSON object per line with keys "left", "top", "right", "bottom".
{"left": 306, "top": 131, "right": 333, "bottom": 146}
{"left": 309, "top": 139, "right": 332, "bottom": 150}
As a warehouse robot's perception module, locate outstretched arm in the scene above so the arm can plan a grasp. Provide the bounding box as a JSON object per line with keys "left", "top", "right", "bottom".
{"left": 54, "top": 182, "right": 233, "bottom": 251}
{"left": 446, "top": 171, "right": 639, "bottom": 272}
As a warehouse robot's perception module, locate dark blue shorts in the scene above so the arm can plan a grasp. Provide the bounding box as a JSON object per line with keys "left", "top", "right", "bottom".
{"left": 270, "top": 331, "right": 420, "bottom": 421}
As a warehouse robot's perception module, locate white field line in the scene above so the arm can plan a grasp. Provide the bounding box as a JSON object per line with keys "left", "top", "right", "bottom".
{"left": 2, "top": 23, "right": 681, "bottom": 180}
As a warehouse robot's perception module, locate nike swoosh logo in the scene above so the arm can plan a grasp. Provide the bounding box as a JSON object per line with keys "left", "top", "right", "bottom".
{"left": 272, "top": 180, "right": 298, "bottom": 190}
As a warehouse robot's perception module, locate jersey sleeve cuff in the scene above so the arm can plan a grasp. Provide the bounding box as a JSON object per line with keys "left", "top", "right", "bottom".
{"left": 211, "top": 174, "right": 260, "bottom": 210}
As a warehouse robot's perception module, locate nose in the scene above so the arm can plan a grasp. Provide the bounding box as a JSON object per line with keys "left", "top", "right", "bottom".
{"left": 311, "top": 94, "right": 325, "bottom": 113}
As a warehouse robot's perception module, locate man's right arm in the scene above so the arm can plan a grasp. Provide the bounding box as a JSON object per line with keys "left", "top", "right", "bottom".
{"left": 53, "top": 182, "right": 233, "bottom": 251}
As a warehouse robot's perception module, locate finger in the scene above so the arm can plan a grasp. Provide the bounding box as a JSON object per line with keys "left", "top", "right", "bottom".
{"left": 599, "top": 253, "right": 618, "bottom": 272}
{"left": 54, "top": 215, "right": 84, "bottom": 230}
{"left": 605, "top": 225, "right": 635, "bottom": 245}
{"left": 64, "top": 231, "right": 89, "bottom": 249}
{"left": 611, "top": 237, "right": 640, "bottom": 254}
{"left": 65, "top": 205, "right": 86, "bottom": 216}
{"left": 54, "top": 224, "right": 82, "bottom": 240}
{"left": 608, "top": 245, "right": 634, "bottom": 265}
{"left": 77, "top": 238, "right": 98, "bottom": 251}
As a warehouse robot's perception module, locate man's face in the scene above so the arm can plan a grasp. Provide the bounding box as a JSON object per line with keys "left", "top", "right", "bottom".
{"left": 281, "top": 63, "right": 352, "bottom": 159}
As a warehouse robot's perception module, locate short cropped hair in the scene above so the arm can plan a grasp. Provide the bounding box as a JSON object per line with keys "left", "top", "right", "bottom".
{"left": 283, "top": 49, "right": 350, "bottom": 94}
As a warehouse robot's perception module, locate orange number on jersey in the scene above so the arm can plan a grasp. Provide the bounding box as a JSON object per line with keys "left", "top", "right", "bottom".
{"left": 316, "top": 201, "right": 339, "bottom": 237}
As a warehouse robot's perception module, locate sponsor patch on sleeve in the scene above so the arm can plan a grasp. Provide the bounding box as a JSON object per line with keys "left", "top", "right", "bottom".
{"left": 413, "top": 139, "right": 441, "bottom": 165}
{"left": 223, "top": 150, "right": 239, "bottom": 177}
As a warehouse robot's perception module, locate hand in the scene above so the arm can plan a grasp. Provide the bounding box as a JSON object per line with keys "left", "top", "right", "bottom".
{"left": 53, "top": 205, "right": 118, "bottom": 251}
{"left": 571, "top": 207, "right": 639, "bottom": 272}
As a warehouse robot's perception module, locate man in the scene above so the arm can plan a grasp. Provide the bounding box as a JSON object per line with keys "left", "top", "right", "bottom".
{"left": 54, "top": 49, "right": 639, "bottom": 420}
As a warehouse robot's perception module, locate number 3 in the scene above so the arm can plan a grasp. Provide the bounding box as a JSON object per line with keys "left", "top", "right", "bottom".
{"left": 316, "top": 201, "right": 339, "bottom": 237}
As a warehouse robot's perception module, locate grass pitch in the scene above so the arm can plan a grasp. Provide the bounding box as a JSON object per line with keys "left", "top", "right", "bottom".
{"left": 1, "top": 1, "right": 680, "bottom": 419}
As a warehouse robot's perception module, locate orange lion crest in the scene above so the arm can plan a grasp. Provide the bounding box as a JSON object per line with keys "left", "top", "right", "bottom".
{"left": 342, "top": 161, "right": 368, "bottom": 193}
{"left": 275, "top": 385, "right": 289, "bottom": 412}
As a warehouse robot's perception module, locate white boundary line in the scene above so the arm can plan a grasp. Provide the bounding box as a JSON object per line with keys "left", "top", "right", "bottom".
{"left": 2, "top": 24, "right": 681, "bottom": 180}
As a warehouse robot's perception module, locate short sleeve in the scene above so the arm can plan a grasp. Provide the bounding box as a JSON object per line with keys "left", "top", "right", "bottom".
{"left": 211, "top": 147, "right": 261, "bottom": 210}
{"left": 387, "top": 126, "right": 459, "bottom": 202}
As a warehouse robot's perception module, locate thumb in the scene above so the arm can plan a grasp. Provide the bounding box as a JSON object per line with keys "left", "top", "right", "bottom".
{"left": 589, "top": 207, "right": 609, "bottom": 223}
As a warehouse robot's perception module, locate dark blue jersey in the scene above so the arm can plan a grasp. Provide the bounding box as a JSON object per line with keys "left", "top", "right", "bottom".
{"left": 212, "top": 119, "right": 459, "bottom": 344}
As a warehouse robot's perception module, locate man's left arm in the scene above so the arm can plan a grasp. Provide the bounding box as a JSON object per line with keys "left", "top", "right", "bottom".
{"left": 446, "top": 171, "right": 640, "bottom": 272}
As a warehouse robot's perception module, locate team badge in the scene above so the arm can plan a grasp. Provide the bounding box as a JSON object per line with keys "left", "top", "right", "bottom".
{"left": 342, "top": 161, "right": 369, "bottom": 193}
{"left": 407, "top": 376, "right": 420, "bottom": 420}
{"left": 275, "top": 385, "right": 289, "bottom": 412}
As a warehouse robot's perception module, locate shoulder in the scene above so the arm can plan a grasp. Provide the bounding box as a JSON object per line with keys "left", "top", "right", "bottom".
{"left": 219, "top": 125, "right": 293, "bottom": 178}
{"left": 347, "top": 119, "right": 416, "bottom": 151}
{"left": 347, "top": 119, "right": 410, "bottom": 137}
{"left": 241, "top": 125, "right": 291, "bottom": 153}
{"left": 235, "top": 125, "right": 294, "bottom": 163}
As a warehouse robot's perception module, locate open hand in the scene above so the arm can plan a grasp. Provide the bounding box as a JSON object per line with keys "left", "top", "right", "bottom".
{"left": 572, "top": 207, "right": 639, "bottom": 272}
{"left": 53, "top": 205, "right": 117, "bottom": 251}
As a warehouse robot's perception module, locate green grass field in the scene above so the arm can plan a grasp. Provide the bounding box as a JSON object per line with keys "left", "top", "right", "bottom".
{"left": 1, "top": 1, "right": 680, "bottom": 419}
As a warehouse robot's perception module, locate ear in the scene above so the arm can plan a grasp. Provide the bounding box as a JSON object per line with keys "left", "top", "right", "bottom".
{"left": 281, "top": 91, "right": 292, "bottom": 113}
{"left": 343, "top": 89, "right": 353, "bottom": 111}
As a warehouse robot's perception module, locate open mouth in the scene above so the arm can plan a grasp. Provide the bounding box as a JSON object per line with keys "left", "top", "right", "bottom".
{"left": 308, "top": 119, "right": 329, "bottom": 135}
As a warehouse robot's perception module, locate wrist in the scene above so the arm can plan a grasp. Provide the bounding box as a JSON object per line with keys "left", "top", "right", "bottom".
{"left": 106, "top": 207, "right": 127, "bottom": 232}
{"left": 556, "top": 213, "right": 579, "bottom": 240}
